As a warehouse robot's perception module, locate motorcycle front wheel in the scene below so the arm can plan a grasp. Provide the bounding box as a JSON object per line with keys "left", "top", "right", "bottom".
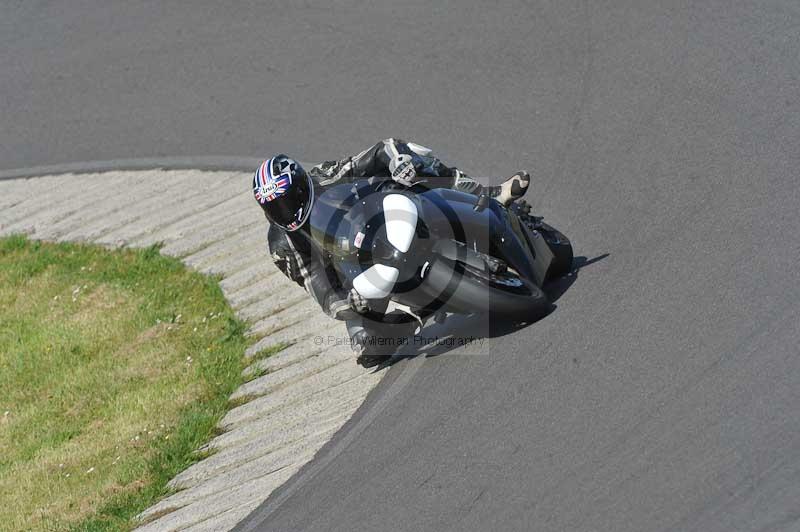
{"left": 420, "top": 256, "right": 551, "bottom": 320}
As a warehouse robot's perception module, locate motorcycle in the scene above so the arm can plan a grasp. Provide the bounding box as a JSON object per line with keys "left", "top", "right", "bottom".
{"left": 308, "top": 178, "right": 573, "bottom": 327}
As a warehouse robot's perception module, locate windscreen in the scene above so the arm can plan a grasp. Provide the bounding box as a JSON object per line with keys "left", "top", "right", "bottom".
{"left": 308, "top": 183, "right": 363, "bottom": 257}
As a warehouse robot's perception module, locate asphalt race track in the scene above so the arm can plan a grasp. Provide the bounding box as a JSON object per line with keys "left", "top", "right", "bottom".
{"left": 3, "top": 1, "right": 800, "bottom": 531}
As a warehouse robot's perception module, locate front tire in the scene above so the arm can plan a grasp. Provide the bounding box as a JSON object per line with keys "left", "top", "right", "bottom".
{"left": 420, "top": 256, "right": 550, "bottom": 320}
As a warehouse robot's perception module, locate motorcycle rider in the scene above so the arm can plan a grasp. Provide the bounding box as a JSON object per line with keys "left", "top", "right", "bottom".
{"left": 253, "top": 138, "right": 530, "bottom": 367}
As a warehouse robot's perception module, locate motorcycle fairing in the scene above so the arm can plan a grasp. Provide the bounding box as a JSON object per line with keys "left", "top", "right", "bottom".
{"left": 306, "top": 179, "right": 550, "bottom": 304}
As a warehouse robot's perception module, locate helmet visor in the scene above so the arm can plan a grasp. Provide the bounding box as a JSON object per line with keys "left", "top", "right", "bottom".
{"left": 263, "top": 174, "right": 313, "bottom": 230}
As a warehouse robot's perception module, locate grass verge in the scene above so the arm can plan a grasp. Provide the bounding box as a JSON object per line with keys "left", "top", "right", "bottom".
{"left": 0, "top": 235, "right": 250, "bottom": 531}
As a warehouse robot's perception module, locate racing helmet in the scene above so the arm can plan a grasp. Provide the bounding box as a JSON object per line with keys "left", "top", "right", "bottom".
{"left": 252, "top": 155, "right": 314, "bottom": 231}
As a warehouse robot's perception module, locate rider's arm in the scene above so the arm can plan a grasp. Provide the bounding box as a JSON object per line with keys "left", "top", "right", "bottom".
{"left": 275, "top": 228, "right": 362, "bottom": 321}
{"left": 308, "top": 138, "right": 486, "bottom": 196}
{"left": 267, "top": 224, "right": 304, "bottom": 287}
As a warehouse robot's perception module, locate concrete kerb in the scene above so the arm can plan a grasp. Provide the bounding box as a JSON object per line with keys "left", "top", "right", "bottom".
{"left": 0, "top": 156, "right": 263, "bottom": 181}
{"left": 0, "top": 159, "right": 386, "bottom": 532}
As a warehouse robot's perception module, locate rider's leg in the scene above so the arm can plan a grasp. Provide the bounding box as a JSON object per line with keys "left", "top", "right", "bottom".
{"left": 346, "top": 298, "right": 390, "bottom": 367}
{"left": 452, "top": 170, "right": 531, "bottom": 207}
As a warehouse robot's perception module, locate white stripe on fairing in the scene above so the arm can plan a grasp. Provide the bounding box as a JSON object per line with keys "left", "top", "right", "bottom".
{"left": 383, "top": 194, "right": 418, "bottom": 253}
{"left": 353, "top": 264, "right": 399, "bottom": 299}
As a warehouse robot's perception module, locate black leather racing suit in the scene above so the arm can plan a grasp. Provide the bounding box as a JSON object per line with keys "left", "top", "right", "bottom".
{"left": 266, "top": 139, "right": 490, "bottom": 349}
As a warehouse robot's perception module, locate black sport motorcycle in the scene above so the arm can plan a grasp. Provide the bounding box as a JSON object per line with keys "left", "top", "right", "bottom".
{"left": 308, "top": 178, "right": 573, "bottom": 325}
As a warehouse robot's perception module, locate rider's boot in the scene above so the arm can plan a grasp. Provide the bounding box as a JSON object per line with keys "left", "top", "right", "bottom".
{"left": 354, "top": 348, "right": 389, "bottom": 368}
{"left": 491, "top": 171, "right": 530, "bottom": 207}
{"left": 348, "top": 315, "right": 416, "bottom": 368}
{"left": 347, "top": 321, "right": 392, "bottom": 368}
{"left": 351, "top": 330, "right": 392, "bottom": 368}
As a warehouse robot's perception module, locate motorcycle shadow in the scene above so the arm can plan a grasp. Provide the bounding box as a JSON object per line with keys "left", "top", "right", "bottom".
{"left": 545, "top": 253, "right": 608, "bottom": 303}
{"left": 384, "top": 253, "right": 609, "bottom": 365}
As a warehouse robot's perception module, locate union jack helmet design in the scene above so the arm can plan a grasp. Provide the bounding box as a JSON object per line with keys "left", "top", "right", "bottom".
{"left": 252, "top": 155, "right": 314, "bottom": 232}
